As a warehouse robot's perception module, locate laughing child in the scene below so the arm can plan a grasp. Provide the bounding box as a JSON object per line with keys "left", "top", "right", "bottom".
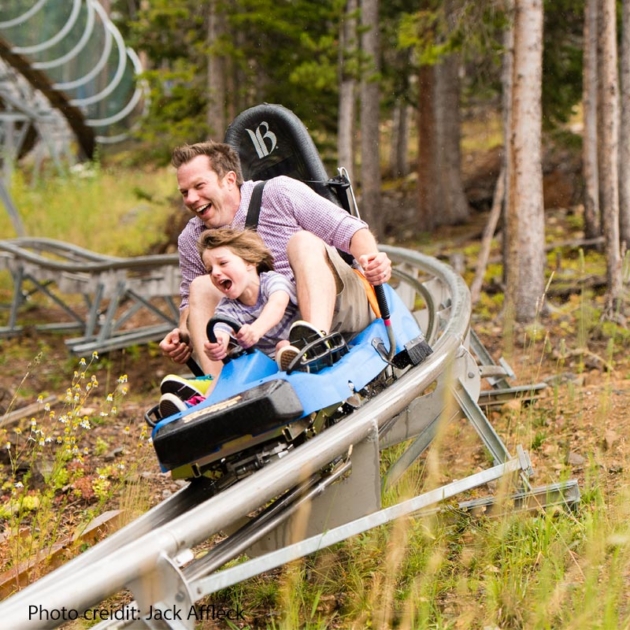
{"left": 198, "top": 227, "right": 298, "bottom": 362}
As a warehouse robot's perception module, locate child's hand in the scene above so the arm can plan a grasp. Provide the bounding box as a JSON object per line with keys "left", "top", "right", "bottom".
{"left": 203, "top": 332, "right": 230, "bottom": 361}
{"left": 236, "top": 324, "right": 261, "bottom": 349}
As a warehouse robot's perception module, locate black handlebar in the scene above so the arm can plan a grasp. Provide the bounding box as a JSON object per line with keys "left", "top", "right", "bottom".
{"left": 373, "top": 284, "right": 390, "bottom": 322}
{"left": 206, "top": 315, "right": 246, "bottom": 364}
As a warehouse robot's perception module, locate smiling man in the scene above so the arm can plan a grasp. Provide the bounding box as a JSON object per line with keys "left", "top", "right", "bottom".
{"left": 159, "top": 140, "right": 392, "bottom": 376}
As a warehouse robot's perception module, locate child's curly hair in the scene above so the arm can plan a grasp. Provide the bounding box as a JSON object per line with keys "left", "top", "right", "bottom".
{"left": 197, "top": 228, "right": 275, "bottom": 274}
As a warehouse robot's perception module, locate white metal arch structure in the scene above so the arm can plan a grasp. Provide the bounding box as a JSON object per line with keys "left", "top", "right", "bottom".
{"left": 0, "top": 0, "right": 147, "bottom": 155}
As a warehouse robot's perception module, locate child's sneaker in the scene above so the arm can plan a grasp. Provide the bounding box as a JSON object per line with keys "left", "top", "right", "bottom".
{"left": 160, "top": 374, "right": 213, "bottom": 400}
{"left": 159, "top": 392, "right": 207, "bottom": 419}
{"left": 276, "top": 345, "right": 309, "bottom": 373}
{"left": 159, "top": 392, "right": 188, "bottom": 418}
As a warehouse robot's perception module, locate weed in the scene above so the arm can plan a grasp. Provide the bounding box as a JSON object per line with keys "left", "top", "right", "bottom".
{"left": 0, "top": 352, "right": 150, "bottom": 592}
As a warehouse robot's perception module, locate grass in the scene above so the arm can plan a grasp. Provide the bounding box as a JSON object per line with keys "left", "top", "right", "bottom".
{"left": 0, "top": 163, "right": 180, "bottom": 332}
{"left": 226, "top": 402, "right": 630, "bottom": 628}
{"left": 461, "top": 109, "right": 504, "bottom": 155}
{"left": 1, "top": 163, "right": 176, "bottom": 255}
{"left": 0, "top": 164, "right": 170, "bottom": 604}
{"left": 0, "top": 352, "right": 155, "bottom": 597}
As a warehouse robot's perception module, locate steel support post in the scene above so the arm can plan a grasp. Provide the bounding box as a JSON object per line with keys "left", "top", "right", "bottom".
{"left": 128, "top": 552, "right": 195, "bottom": 630}
{"left": 246, "top": 419, "right": 381, "bottom": 556}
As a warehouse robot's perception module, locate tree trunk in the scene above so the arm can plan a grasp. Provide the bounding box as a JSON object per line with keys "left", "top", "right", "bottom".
{"left": 501, "top": 0, "right": 513, "bottom": 291}
{"left": 389, "top": 99, "right": 409, "bottom": 179}
{"left": 598, "top": 0, "right": 622, "bottom": 310}
{"left": 505, "top": 0, "right": 545, "bottom": 323}
{"left": 417, "top": 64, "right": 437, "bottom": 233}
{"left": 435, "top": 52, "right": 469, "bottom": 225}
{"left": 619, "top": 0, "right": 630, "bottom": 249}
{"left": 583, "top": 0, "right": 600, "bottom": 240}
{"left": 359, "top": 0, "right": 383, "bottom": 236}
{"left": 207, "top": 0, "right": 226, "bottom": 139}
{"left": 338, "top": 0, "right": 358, "bottom": 181}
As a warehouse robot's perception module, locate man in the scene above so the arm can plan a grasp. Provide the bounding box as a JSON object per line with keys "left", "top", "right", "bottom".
{"left": 159, "top": 141, "right": 392, "bottom": 376}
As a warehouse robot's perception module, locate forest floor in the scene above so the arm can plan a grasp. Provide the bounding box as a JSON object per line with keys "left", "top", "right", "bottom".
{"left": 1, "top": 194, "right": 630, "bottom": 627}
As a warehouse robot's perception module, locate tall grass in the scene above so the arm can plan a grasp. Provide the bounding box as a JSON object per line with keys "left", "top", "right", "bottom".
{"left": 228, "top": 397, "right": 630, "bottom": 628}
{"left": 1, "top": 164, "right": 177, "bottom": 256}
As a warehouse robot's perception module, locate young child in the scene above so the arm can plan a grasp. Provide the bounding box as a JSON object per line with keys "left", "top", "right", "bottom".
{"left": 159, "top": 228, "right": 298, "bottom": 417}
{"left": 199, "top": 227, "right": 298, "bottom": 361}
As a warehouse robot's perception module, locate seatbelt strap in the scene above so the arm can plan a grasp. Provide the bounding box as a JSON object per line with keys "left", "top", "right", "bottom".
{"left": 245, "top": 181, "right": 267, "bottom": 230}
{"left": 352, "top": 269, "right": 382, "bottom": 318}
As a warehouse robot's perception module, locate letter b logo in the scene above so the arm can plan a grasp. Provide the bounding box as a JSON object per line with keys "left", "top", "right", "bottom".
{"left": 246, "top": 122, "right": 277, "bottom": 159}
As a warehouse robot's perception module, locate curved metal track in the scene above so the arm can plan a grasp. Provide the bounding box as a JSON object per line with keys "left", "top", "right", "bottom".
{"left": 0, "top": 0, "right": 147, "bottom": 154}
{"left": 0, "top": 237, "right": 181, "bottom": 353}
{"left": 0, "top": 246, "right": 579, "bottom": 629}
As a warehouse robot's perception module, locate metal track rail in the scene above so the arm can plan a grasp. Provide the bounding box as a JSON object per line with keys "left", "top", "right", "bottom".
{"left": 0, "top": 246, "right": 580, "bottom": 629}
{"left": 0, "top": 237, "right": 180, "bottom": 353}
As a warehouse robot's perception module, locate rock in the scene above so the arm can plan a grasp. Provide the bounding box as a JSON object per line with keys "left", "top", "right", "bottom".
{"left": 501, "top": 399, "right": 522, "bottom": 413}
{"left": 104, "top": 447, "right": 124, "bottom": 461}
{"left": 604, "top": 430, "right": 618, "bottom": 451}
{"left": 567, "top": 451, "right": 587, "bottom": 467}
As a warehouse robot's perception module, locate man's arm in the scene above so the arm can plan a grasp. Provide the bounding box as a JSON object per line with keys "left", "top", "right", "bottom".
{"left": 159, "top": 219, "right": 205, "bottom": 365}
{"left": 349, "top": 228, "right": 392, "bottom": 285}
{"left": 178, "top": 306, "right": 190, "bottom": 336}
{"left": 177, "top": 219, "right": 207, "bottom": 311}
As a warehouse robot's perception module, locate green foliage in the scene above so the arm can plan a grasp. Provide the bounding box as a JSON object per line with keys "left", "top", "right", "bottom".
{"left": 399, "top": 9, "right": 454, "bottom": 66}
{"left": 134, "top": 67, "right": 212, "bottom": 163}
{"left": 397, "top": 0, "right": 583, "bottom": 132}
{"left": 113, "top": 0, "right": 587, "bottom": 165}
{"left": 475, "top": 287, "right": 504, "bottom": 321}
{"left": 398, "top": 3, "right": 508, "bottom": 66}
{"left": 542, "top": 0, "right": 584, "bottom": 129}
{"left": 125, "top": 0, "right": 347, "bottom": 153}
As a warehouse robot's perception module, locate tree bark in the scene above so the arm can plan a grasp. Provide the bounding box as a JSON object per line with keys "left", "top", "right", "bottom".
{"left": 501, "top": 0, "right": 513, "bottom": 290}
{"left": 338, "top": 0, "right": 358, "bottom": 181}
{"left": 389, "top": 99, "right": 409, "bottom": 179}
{"left": 505, "top": 0, "right": 545, "bottom": 323}
{"left": 359, "top": 0, "right": 383, "bottom": 236}
{"left": 435, "top": 52, "right": 469, "bottom": 225}
{"left": 583, "top": 0, "right": 600, "bottom": 240}
{"left": 619, "top": 0, "right": 630, "bottom": 248}
{"left": 417, "top": 64, "right": 437, "bottom": 233}
{"left": 207, "top": 0, "right": 227, "bottom": 139}
{"left": 597, "top": 0, "right": 622, "bottom": 310}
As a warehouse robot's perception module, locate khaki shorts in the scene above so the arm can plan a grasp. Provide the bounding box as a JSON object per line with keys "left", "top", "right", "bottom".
{"left": 324, "top": 245, "right": 375, "bottom": 334}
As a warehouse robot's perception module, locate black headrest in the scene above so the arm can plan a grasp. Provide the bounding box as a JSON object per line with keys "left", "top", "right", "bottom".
{"left": 224, "top": 103, "right": 338, "bottom": 205}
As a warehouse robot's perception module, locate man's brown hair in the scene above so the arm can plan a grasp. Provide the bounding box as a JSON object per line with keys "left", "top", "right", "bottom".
{"left": 172, "top": 141, "right": 244, "bottom": 185}
{"left": 197, "top": 228, "right": 274, "bottom": 274}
